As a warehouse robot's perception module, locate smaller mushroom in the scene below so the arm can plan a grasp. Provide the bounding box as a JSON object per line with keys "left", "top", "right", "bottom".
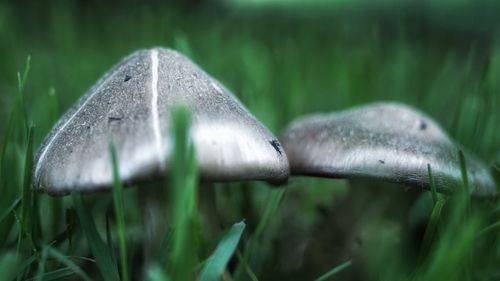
{"left": 280, "top": 102, "right": 497, "bottom": 196}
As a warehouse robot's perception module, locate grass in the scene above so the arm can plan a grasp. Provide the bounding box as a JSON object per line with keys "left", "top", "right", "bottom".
{"left": 168, "top": 107, "right": 200, "bottom": 281}
{"left": 72, "top": 194, "right": 120, "bottom": 281}
{"left": 314, "top": 260, "right": 352, "bottom": 281}
{"left": 198, "top": 220, "right": 246, "bottom": 281}
{"left": 110, "top": 141, "right": 129, "bottom": 281}
{"left": 0, "top": 0, "right": 499, "bottom": 280}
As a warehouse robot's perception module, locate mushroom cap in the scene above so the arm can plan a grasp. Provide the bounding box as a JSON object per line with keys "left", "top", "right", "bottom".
{"left": 34, "top": 48, "right": 289, "bottom": 195}
{"left": 280, "top": 102, "right": 497, "bottom": 196}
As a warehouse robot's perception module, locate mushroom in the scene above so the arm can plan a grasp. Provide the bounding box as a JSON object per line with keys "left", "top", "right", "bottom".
{"left": 33, "top": 47, "right": 289, "bottom": 195}
{"left": 33, "top": 47, "right": 290, "bottom": 270}
{"left": 280, "top": 102, "right": 497, "bottom": 196}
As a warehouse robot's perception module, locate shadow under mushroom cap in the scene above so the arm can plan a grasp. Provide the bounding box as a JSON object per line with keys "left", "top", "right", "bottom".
{"left": 33, "top": 47, "right": 289, "bottom": 196}
{"left": 280, "top": 102, "right": 497, "bottom": 197}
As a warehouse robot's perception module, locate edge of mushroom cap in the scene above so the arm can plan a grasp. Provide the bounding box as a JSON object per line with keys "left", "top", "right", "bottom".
{"left": 280, "top": 101, "right": 498, "bottom": 197}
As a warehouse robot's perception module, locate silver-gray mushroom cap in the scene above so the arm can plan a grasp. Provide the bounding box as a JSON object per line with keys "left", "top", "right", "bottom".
{"left": 280, "top": 102, "right": 497, "bottom": 197}
{"left": 34, "top": 47, "right": 289, "bottom": 195}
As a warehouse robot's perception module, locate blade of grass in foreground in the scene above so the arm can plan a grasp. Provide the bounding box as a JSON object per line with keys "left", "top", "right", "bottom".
{"left": 418, "top": 149, "right": 479, "bottom": 281}
{"left": 17, "top": 54, "right": 31, "bottom": 139}
{"left": 457, "top": 149, "right": 470, "bottom": 214}
{"left": 0, "top": 94, "right": 21, "bottom": 186}
{"left": 157, "top": 228, "right": 174, "bottom": 266}
{"left": 18, "top": 124, "right": 37, "bottom": 256}
{"left": 0, "top": 76, "right": 26, "bottom": 246}
{"left": 420, "top": 213, "right": 479, "bottom": 281}
{"left": 314, "top": 259, "right": 352, "bottom": 281}
{"left": 427, "top": 164, "right": 438, "bottom": 205}
{"left": 419, "top": 163, "right": 447, "bottom": 257}
{"left": 0, "top": 112, "right": 21, "bottom": 249}
{"left": 420, "top": 197, "right": 447, "bottom": 257}
{"left": 72, "top": 194, "right": 119, "bottom": 281}
{"left": 109, "top": 140, "right": 130, "bottom": 281}
{"left": 169, "top": 106, "right": 200, "bottom": 280}
{"left": 198, "top": 221, "right": 246, "bottom": 281}
{"left": 105, "top": 214, "right": 118, "bottom": 269}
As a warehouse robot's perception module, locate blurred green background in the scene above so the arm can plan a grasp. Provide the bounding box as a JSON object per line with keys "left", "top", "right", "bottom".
{"left": 0, "top": 0, "right": 499, "bottom": 280}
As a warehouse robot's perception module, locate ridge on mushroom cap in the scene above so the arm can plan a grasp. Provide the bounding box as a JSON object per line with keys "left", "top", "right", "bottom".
{"left": 34, "top": 47, "right": 289, "bottom": 196}
{"left": 280, "top": 102, "right": 497, "bottom": 197}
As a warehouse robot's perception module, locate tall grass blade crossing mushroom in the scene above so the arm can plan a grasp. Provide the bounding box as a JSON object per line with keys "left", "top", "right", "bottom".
{"left": 33, "top": 47, "right": 289, "bottom": 195}
{"left": 280, "top": 102, "right": 497, "bottom": 196}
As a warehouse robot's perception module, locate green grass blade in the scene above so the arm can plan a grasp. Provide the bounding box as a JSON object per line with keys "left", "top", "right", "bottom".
{"left": 0, "top": 197, "right": 21, "bottom": 224}
{"left": 17, "top": 54, "right": 31, "bottom": 137}
{"left": 420, "top": 198, "right": 447, "bottom": 256}
{"left": 421, "top": 215, "right": 480, "bottom": 281}
{"left": 14, "top": 253, "right": 37, "bottom": 279}
{"left": 105, "top": 214, "right": 118, "bottom": 268}
{"left": 19, "top": 124, "right": 37, "bottom": 255}
{"left": 34, "top": 246, "right": 48, "bottom": 281}
{"left": 0, "top": 109, "right": 20, "bottom": 240}
{"left": 0, "top": 100, "right": 20, "bottom": 181}
{"left": 47, "top": 247, "right": 93, "bottom": 281}
{"left": 109, "top": 140, "right": 129, "bottom": 281}
{"left": 457, "top": 149, "right": 470, "bottom": 216}
{"left": 427, "top": 164, "right": 438, "bottom": 205}
{"left": 234, "top": 189, "right": 285, "bottom": 280}
{"left": 198, "top": 221, "right": 246, "bottom": 281}
{"left": 0, "top": 252, "right": 20, "bottom": 281}
{"left": 17, "top": 54, "right": 31, "bottom": 98}
{"left": 72, "top": 193, "right": 119, "bottom": 281}
{"left": 235, "top": 251, "right": 259, "bottom": 281}
{"left": 21, "top": 125, "right": 35, "bottom": 231}
{"left": 65, "top": 208, "right": 77, "bottom": 252}
{"left": 157, "top": 227, "right": 174, "bottom": 266}
{"left": 48, "top": 87, "right": 59, "bottom": 124}
{"left": 26, "top": 267, "right": 74, "bottom": 281}
{"left": 314, "top": 260, "right": 352, "bottom": 281}
{"left": 169, "top": 106, "right": 200, "bottom": 280}
{"left": 478, "top": 220, "right": 500, "bottom": 236}
{"left": 251, "top": 189, "right": 285, "bottom": 250}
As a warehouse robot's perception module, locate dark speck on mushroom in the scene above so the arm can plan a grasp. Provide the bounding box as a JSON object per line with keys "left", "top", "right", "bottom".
{"left": 419, "top": 120, "right": 427, "bottom": 130}
{"left": 269, "top": 139, "right": 282, "bottom": 155}
{"left": 108, "top": 116, "right": 123, "bottom": 123}
{"left": 124, "top": 75, "right": 132, "bottom": 82}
